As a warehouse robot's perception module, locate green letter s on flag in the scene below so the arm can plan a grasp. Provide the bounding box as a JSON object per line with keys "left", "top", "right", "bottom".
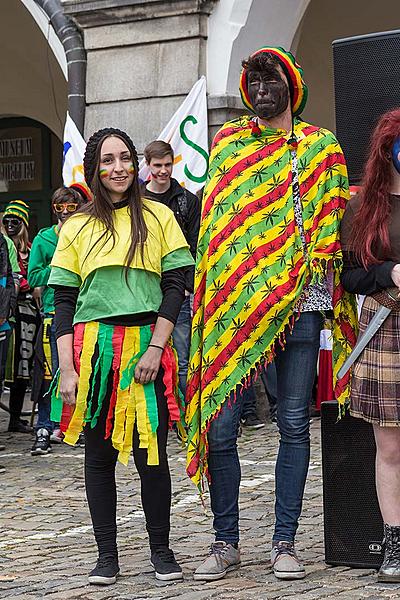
{"left": 179, "top": 115, "right": 209, "bottom": 184}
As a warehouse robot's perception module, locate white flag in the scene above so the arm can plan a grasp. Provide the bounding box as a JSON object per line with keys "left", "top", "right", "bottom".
{"left": 62, "top": 113, "right": 86, "bottom": 187}
{"left": 139, "top": 77, "right": 209, "bottom": 193}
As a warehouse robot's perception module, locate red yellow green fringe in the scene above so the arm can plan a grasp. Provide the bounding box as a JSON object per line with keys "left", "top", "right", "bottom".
{"left": 50, "top": 321, "right": 185, "bottom": 466}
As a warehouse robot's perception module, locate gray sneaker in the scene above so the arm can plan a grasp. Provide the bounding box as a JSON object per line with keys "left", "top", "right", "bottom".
{"left": 193, "top": 541, "right": 241, "bottom": 581}
{"left": 271, "top": 541, "right": 305, "bottom": 579}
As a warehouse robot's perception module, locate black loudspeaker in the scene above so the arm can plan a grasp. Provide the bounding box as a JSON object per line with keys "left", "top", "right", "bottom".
{"left": 321, "top": 401, "right": 384, "bottom": 568}
{"left": 333, "top": 29, "right": 400, "bottom": 184}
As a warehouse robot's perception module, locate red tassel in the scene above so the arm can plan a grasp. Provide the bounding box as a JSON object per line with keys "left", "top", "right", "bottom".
{"left": 105, "top": 326, "right": 125, "bottom": 439}
{"left": 161, "top": 346, "right": 180, "bottom": 422}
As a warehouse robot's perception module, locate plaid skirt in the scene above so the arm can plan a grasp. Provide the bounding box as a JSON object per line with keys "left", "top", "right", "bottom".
{"left": 350, "top": 295, "right": 400, "bottom": 426}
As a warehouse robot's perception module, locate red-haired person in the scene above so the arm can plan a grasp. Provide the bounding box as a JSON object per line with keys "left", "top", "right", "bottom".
{"left": 340, "top": 108, "right": 400, "bottom": 583}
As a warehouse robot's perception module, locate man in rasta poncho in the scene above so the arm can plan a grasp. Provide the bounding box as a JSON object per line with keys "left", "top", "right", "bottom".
{"left": 186, "top": 47, "right": 358, "bottom": 581}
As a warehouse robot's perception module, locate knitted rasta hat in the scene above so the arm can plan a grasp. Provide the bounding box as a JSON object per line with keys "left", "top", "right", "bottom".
{"left": 3, "top": 199, "right": 29, "bottom": 227}
{"left": 69, "top": 181, "right": 92, "bottom": 203}
{"left": 239, "top": 46, "right": 308, "bottom": 117}
{"left": 83, "top": 127, "right": 138, "bottom": 191}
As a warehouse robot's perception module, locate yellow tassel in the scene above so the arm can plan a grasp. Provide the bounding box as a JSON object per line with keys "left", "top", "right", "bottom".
{"left": 112, "top": 328, "right": 137, "bottom": 452}
{"left": 43, "top": 317, "right": 53, "bottom": 380}
{"left": 135, "top": 381, "right": 149, "bottom": 449}
{"left": 147, "top": 419, "right": 159, "bottom": 466}
{"left": 64, "top": 322, "right": 99, "bottom": 446}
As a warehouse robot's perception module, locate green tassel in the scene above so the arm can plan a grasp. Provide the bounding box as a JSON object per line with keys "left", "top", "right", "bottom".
{"left": 48, "top": 369, "right": 62, "bottom": 422}
{"left": 141, "top": 326, "right": 159, "bottom": 433}
{"left": 91, "top": 325, "right": 114, "bottom": 428}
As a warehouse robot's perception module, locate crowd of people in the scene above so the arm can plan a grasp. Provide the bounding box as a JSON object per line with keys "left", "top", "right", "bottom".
{"left": 0, "top": 44, "right": 399, "bottom": 588}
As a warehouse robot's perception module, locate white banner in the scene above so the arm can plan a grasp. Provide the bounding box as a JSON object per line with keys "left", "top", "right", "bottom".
{"left": 62, "top": 113, "right": 86, "bottom": 187}
{"left": 139, "top": 76, "right": 209, "bottom": 193}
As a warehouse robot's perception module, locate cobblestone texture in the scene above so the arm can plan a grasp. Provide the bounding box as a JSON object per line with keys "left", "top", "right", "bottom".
{"left": 0, "top": 401, "right": 399, "bottom": 599}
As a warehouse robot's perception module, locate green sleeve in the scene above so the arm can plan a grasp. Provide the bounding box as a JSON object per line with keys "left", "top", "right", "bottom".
{"left": 28, "top": 236, "right": 52, "bottom": 288}
{"left": 5, "top": 236, "right": 20, "bottom": 273}
{"left": 48, "top": 266, "right": 82, "bottom": 287}
{"left": 161, "top": 247, "right": 194, "bottom": 272}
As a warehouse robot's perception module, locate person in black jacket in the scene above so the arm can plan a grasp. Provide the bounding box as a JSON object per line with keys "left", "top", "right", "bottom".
{"left": 142, "top": 141, "right": 201, "bottom": 397}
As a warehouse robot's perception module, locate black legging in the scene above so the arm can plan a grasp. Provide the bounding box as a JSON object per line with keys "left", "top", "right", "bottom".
{"left": 84, "top": 367, "right": 171, "bottom": 558}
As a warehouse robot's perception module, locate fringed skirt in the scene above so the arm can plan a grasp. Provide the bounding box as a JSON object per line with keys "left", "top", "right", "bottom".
{"left": 350, "top": 296, "right": 400, "bottom": 426}
{"left": 50, "top": 321, "right": 186, "bottom": 465}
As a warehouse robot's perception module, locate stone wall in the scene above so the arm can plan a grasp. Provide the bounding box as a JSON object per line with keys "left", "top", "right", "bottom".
{"left": 63, "top": 0, "right": 215, "bottom": 151}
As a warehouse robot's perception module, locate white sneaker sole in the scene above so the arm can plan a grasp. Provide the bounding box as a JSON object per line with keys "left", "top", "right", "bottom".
{"left": 31, "top": 448, "right": 52, "bottom": 456}
{"left": 273, "top": 569, "right": 306, "bottom": 580}
{"left": 88, "top": 573, "right": 118, "bottom": 585}
{"left": 150, "top": 561, "right": 183, "bottom": 581}
{"left": 193, "top": 562, "right": 241, "bottom": 581}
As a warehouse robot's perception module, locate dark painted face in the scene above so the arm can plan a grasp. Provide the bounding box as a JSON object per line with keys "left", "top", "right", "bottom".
{"left": 247, "top": 65, "right": 290, "bottom": 120}
{"left": 3, "top": 216, "right": 22, "bottom": 237}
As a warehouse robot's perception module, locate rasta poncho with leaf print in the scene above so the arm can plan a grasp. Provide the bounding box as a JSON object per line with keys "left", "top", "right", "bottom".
{"left": 185, "top": 115, "right": 358, "bottom": 491}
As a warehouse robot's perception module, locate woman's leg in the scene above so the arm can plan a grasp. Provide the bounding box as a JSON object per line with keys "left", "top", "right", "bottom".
{"left": 84, "top": 384, "right": 119, "bottom": 559}
{"left": 373, "top": 425, "right": 400, "bottom": 524}
{"left": 373, "top": 425, "right": 400, "bottom": 582}
{"left": 133, "top": 369, "right": 171, "bottom": 551}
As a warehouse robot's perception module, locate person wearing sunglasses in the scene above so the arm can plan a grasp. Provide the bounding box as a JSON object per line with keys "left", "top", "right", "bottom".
{"left": 2, "top": 200, "right": 41, "bottom": 434}
{"left": 28, "top": 186, "right": 88, "bottom": 455}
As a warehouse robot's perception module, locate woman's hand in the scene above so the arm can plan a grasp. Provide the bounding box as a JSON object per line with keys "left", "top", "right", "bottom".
{"left": 391, "top": 264, "right": 400, "bottom": 290}
{"left": 134, "top": 346, "right": 163, "bottom": 385}
{"left": 59, "top": 368, "right": 79, "bottom": 405}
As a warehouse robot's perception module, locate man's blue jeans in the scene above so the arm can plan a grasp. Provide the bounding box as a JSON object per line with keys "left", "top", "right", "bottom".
{"left": 207, "top": 311, "right": 323, "bottom": 544}
{"left": 36, "top": 317, "right": 59, "bottom": 432}
{"left": 172, "top": 296, "right": 191, "bottom": 397}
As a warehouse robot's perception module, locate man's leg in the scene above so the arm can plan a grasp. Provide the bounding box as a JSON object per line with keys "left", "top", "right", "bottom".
{"left": 240, "top": 384, "right": 264, "bottom": 429}
{"left": 171, "top": 296, "right": 191, "bottom": 397}
{"left": 193, "top": 392, "right": 243, "bottom": 580}
{"left": 271, "top": 311, "right": 323, "bottom": 579}
{"left": 261, "top": 362, "right": 278, "bottom": 422}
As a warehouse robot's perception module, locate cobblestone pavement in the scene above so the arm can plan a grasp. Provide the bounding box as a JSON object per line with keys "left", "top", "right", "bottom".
{"left": 0, "top": 402, "right": 399, "bottom": 600}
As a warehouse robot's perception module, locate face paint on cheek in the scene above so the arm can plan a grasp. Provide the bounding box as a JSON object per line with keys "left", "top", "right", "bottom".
{"left": 392, "top": 137, "right": 400, "bottom": 175}
{"left": 128, "top": 164, "right": 135, "bottom": 174}
{"left": 99, "top": 168, "right": 108, "bottom": 179}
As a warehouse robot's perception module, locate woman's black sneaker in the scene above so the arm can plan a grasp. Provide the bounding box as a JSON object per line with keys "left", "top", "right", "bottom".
{"left": 88, "top": 555, "right": 119, "bottom": 585}
{"left": 150, "top": 547, "right": 183, "bottom": 581}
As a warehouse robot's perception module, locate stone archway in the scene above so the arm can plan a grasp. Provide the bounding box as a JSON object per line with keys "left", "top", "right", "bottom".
{"left": 1, "top": 0, "right": 67, "bottom": 138}
{"left": 0, "top": 0, "right": 68, "bottom": 227}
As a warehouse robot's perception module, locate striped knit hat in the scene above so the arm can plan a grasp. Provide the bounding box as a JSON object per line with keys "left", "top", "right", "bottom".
{"left": 69, "top": 181, "right": 92, "bottom": 203}
{"left": 239, "top": 46, "right": 308, "bottom": 117}
{"left": 3, "top": 199, "right": 29, "bottom": 227}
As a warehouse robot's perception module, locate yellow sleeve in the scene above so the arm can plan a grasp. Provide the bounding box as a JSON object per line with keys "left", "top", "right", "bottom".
{"left": 51, "top": 218, "right": 81, "bottom": 276}
{"left": 160, "top": 209, "right": 190, "bottom": 258}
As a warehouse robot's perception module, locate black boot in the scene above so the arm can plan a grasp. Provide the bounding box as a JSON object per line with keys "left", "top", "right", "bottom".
{"left": 378, "top": 523, "right": 400, "bottom": 583}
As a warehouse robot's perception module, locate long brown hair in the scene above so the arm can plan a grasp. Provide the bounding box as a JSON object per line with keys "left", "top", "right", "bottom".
{"left": 79, "top": 132, "right": 149, "bottom": 267}
{"left": 11, "top": 222, "right": 30, "bottom": 255}
{"left": 352, "top": 108, "right": 400, "bottom": 267}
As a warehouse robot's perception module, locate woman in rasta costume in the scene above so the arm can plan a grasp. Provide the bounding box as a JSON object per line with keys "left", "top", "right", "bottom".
{"left": 186, "top": 47, "right": 358, "bottom": 493}
{"left": 48, "top": 128, "right": 193, "bottom": 585}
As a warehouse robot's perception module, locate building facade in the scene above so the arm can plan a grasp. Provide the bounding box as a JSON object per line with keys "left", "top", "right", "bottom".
{"left": 1, "top": 0, "right": 399, "bottom": 226}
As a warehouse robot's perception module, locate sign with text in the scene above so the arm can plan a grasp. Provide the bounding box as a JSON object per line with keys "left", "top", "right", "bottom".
{"left": 0, "top": 127, "right": 42, "bottom": 192}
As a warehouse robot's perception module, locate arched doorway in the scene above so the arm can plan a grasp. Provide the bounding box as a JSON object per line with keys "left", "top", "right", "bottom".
{"left": 0, "top": 0, "right": 68, "bottom": 232}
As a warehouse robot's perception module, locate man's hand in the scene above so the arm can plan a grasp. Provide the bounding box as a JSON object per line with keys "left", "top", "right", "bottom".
{"left": 59, "top": 368, "right": 79, "bottom": 405}
{"left": 134, "top": 346, "right": 163, "bottom": 385}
